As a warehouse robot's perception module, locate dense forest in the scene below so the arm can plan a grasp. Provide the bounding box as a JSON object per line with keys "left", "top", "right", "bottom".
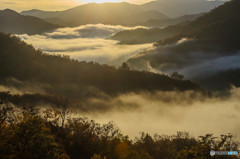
{"left": 0, "top": 103, "right": 239, "bottom": 159}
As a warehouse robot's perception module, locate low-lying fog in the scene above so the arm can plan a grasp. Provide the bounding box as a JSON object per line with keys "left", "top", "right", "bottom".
{"left": 18, "top": 24, "right": 152, "bottom": 66}
{"left": 73, "top": 87, "right": 240, "bottom": 139}
{"left": 127, "top": 38, "right": 240, "bottom": 80}
{"left": 2, "top": 84, "right": 240, "bottom": 139}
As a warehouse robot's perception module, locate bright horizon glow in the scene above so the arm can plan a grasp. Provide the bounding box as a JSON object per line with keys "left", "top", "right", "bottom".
{"left": 80, "top": 0, "right": 123, "bottom": 3}
{"left": 79, "top": 0, "right": 150, "bottom": 4}
{"left": 0, "top": 0, "right": 151, "bottom": 12}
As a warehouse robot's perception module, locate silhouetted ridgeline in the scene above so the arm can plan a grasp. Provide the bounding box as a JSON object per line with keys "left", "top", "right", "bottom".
{"left": 141, "top": 13, "right": 204, "bottom": 28}
{"left": 110, "top": 13, "right": 204, "bottom": 44}
{"left": 0, "top": 32, "right": 202, "bottom": 97}
{"left": 0, "top": 9, "right": 59, "bottom": 35}
{"left": 21, "top": 0, "right": 224, "bottom": 26}
{"left": 22, "top": 3, "right": 169, "bottom": 27}
{"left": 113, "top": 0, "right": 240, "bottom": 50}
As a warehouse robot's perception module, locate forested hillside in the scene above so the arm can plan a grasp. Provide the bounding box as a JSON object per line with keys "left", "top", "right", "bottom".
{"left": 0, "top": 32, "right": 201, "bottom": 98}
{"left": 156, "top": 0, "right": 240, "bottom": 51}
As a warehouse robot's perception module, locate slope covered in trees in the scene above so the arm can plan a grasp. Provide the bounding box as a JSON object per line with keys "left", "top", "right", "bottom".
{"left": 113, "top": 0, "right": 240, "bottom": 49}
{"left": 125, "top": 0, "right": 240, "bottom": 83}
{"left": 0, "top": 32, "right": 201, "bottom": 99}
{"left": 0, "top": 9, "right": 59, "bottom": 35}
{"left": 156, "top": 0, "right": 240, "bottom": 51}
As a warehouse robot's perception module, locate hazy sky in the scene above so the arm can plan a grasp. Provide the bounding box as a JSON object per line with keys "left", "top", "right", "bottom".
{"left": 0, "top": 0, "right": 150, "bottom": 12}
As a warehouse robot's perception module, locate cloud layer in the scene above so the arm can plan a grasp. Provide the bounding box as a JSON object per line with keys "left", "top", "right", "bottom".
{"left": 1, "top": 80, "right": 240, "bottom": 139}
{"left": 128, "top": 39, "right": 240, "bottom": 80}
{"left": 18, "top": 24, "right": 151, "bottom": 66}
{"left": 81, "top": 87, "right": 240, "bottom": 139}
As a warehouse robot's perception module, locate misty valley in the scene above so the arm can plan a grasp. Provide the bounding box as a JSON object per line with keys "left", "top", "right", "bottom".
{"left": 0, "top": 0, "right": 240, "bottom": 158}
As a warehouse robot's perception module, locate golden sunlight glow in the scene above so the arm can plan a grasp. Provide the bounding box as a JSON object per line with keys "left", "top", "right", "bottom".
{"left": 0, "top": 0, "right": 80, "bottom": 11}
{"left": 0, "top": 0, "right": 152, "bottom": 11}
{"left": 81, "top": 0, "right": 122, "bottom": 3}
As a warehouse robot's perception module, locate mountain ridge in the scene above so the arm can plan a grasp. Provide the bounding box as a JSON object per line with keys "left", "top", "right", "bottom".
{"left": 0, "top": 9, "right": 59, "bottom": 35}
{"left": 125, "top": 0, "right": 240, "bottom": 82}
{"left": 21, "top": 2, "right": 169, "bottom": 27}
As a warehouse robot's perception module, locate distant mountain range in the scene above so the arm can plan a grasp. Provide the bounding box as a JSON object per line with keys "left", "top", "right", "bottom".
{"left": 21, "top": 9, "right": 61, "bottom": 19}
{"left": 141, "top": 13, "right": 204, "bottom": 27}
{"left": 142, "top": 0, "right": 226, "bottom": 17}
{"left": 0, "top": 0, "right": 227, "bottom": 35}
{"left": 22, "top": 3, "right": 169, "bottom": 27}
{"left": 0, "top": 9, "right": 58, "bottom": 35}
{"left": 20, "top": 0, "right": 225, "bottom": 27}
{"left": 110, "top": 13, "right": 204, "bottom": 44}
{"left": 113, "top": 0, "right": 240, "bottom": 48}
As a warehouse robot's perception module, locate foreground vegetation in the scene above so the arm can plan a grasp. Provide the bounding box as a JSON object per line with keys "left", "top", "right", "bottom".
{"left": 0, "top": 101, "right": 239, "bottom": 159}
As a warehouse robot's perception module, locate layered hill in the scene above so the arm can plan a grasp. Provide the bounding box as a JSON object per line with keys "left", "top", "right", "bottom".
{"left": 111, "top": 0, "right": 238, "bottom": 46}
{"left": 141, "top": 13, "right": 204, "bottom": 27}
{"left": 155, "top": 0, "right": 240, "bottom": 50}
{"left": 0, "top": 9, "right": 59, "bottom": 35}
{"left": 110, "top": 13, "right": 205, "bottom": 45}
{"left": 126, "top": 0, "right": 240, "bottom": 83}
{"left": 141, "top": 0, "right": 225, "bottom": 18}
{"left": 21, "top": 9, "right": 61, "bottom": 19}
{"left": 22, "top": 3, "right": 169, "bottom": 27}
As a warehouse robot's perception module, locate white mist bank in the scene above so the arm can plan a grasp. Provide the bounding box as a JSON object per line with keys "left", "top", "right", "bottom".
{"left": 1, "top": 83, "right": 240, "bottom": 139}
{"left": 79, "top": 88, "right": 240, "bottom": 139}
{"left": 18, "top": 24, "right": 152, "bottom": 66}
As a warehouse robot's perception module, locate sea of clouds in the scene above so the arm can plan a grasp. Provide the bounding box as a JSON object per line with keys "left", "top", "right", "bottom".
{"left": 2, "top": 82, "right": 240, "bottom": 139}
{"left": 18, "top": 24, "right": 152, "bottom": 66}
{"left": 127, "top": 38, "right": 240, "bottom": 80}
{"left": 81, "top": 87, "right": 240, "bottom": 139}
